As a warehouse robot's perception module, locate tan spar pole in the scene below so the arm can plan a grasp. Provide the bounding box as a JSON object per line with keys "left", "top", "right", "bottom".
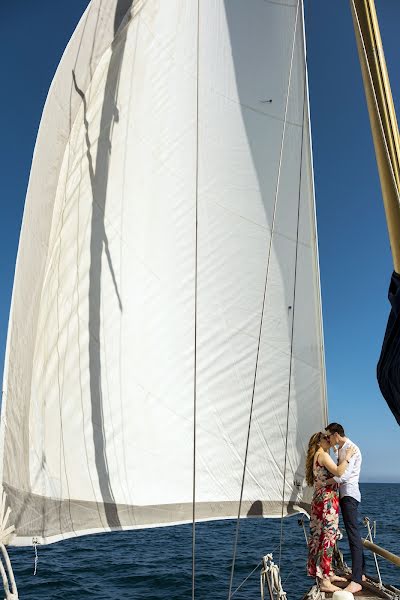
{"left": 362, "top": 538, "right": 400, "bottom": 568}
{"left": 350, "top": 0, "right": 400, "bottom": 273}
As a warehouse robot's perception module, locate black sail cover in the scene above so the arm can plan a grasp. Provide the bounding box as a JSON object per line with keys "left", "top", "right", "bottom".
{"left": 377, "top": 271, "right": 400, "bottom": 425}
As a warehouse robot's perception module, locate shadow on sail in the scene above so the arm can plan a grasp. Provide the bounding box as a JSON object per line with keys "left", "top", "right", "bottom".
{"left": 1, "top": 0, "right": 324, "bottom": 548}
{"left": 76, "top": 0, "right": 135, "bottom": 530}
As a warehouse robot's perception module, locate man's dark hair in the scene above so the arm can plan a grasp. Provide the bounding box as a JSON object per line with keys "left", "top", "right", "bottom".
{"left": 326, "top": 422, "right": 345, "bottom": 437}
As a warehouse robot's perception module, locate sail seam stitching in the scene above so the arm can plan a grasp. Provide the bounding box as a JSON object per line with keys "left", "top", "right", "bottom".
{"left": 192, "top": 3, "right": 200, "bottom": 600}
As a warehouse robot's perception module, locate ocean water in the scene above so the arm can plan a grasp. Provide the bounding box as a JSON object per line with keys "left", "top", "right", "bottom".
{"left": 7, "top": 484, "right": 400, "bottom": 599}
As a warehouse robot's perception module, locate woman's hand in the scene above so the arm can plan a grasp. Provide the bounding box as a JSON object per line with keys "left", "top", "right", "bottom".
{"left": 325, "top": 477, "right": 336, "bottom": 486}
{"left": 318, "top": 446, "right": 356, "bottom": 478}
{"left": 345, "top": 445, "right": 357, "bottom": 461}
{"left": 315, "top": 476, "right": 336, "bottom": 489}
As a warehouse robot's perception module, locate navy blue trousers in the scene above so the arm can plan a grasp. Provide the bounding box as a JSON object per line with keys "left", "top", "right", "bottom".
{"left": 340, "top": 496, "right": 365, "bottom": 583}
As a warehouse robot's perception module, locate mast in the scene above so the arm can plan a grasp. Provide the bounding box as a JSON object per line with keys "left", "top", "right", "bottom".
{"left": 350, "top": 0, "right": 400, "bottom": 274}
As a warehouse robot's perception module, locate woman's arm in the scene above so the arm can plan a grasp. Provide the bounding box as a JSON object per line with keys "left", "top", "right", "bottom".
{"left": 318, "top": 446, "right": 357, "bottom": 477}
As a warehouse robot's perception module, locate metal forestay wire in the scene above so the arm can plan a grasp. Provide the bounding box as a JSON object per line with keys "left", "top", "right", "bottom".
{"left": 278, "top": 3, "right": 308, "bottom": 569}
{"left": 305, "top": 0, "right": 329, "bottom": 433}
{"left": 230, "top": 543, "right": 281, "bottom": 598}
{"left": 282, "top": 563, "right": 297, "bottom": 587}
{"left": 192, "top": 2, "right": 200, "bottom": 600}
{"left": 227, "top": 2, "right": 301, "bottom": 599}
{"left": 350, "top": 0, "right": 400, "bottom": 203}
{"left": 231, "top": 561, "right": 263, "bottom": 598}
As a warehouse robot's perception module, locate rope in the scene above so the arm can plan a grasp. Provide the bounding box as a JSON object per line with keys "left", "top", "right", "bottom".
{"left": 305, "top": 585, "right": 323, "bottom": 600}
{"left": 227, "top": 3, "right": 301, "bottom": 598}
{"left": 192, "top": 2, "right": 201, "bottom": 600}
{"left": 279, "top": 0, "right": 305, "bottom": 568}
{"left": 33, "top": 540, "right": 39, "bottom": 576}
{"left": 364, "top": 517, "right": 382, "bottom": 588}
{"left": 0, "top": 545, "right": 18, "bottom": 600}
{"left": 282, "top": 564, "right": 297, "bottom": 586}
{"left": 261, "top": 555, "right": 288, "bottom": 600}
{"left": 299, "top": 517, "right": 309, "bottom": 546}
{"left": 0, "top": 492, "right": 18, "bottom": 599}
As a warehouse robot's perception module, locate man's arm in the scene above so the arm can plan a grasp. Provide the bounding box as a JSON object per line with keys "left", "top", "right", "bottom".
{"left": 333, "top": 452, "right": 359, "bottom": 484}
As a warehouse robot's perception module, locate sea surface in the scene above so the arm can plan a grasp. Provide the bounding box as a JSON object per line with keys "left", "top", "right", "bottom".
{"left": 7, "top": 483, "right": 400, "bottom": 599}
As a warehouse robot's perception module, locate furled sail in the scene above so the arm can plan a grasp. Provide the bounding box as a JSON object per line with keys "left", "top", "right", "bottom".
{"left": 0, "top": 0, "right": 327, "bottom": 546}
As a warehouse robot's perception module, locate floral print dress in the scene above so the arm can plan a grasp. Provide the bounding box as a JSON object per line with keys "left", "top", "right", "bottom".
{"left": 307, "top": 457, "right": 340, "bottom": 579}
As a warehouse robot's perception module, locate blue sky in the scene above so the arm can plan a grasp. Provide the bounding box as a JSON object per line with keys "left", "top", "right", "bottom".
{"left": 305, "top": 0, "right": 400, "bottom": 482}
{"left": 0, "top": 1, "right": 398, "bottom": 483}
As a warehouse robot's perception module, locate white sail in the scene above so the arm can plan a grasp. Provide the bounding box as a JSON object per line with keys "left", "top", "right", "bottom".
{"left": 0, "top": 0, "right": 327, "bottom": 546}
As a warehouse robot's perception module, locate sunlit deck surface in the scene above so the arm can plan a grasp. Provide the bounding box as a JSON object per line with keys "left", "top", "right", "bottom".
{"left": 323, "top": 576, "right": 400, "bottom": 600}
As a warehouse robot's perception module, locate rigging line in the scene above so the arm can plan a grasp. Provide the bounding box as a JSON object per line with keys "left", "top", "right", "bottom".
{"left": 303, "top": 0, "right": 329, "bottom": 429}
{"left": 351, "top": 0, "right": 400, "bottom": 203}
{"left": 227, "top": 2, "right": 301, "bottom": 599}
{"left": 231, "top": 542, "right": 281, "bottom": 599}
{"left": 282, "top": 564, "right": 297, "bottom": 586}
{"left": 278, "top": 2, "right": 307, "bottom": 569}
{"left": 192, "top": 2, "right": 200, "bottom": 600}
{"left": 231, "top": 560, "right": 263, "bottom": 597}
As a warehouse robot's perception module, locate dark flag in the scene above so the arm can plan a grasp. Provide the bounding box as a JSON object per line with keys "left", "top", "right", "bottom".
{"left": 377, "top": 271, "right": 400, "bottom": 425}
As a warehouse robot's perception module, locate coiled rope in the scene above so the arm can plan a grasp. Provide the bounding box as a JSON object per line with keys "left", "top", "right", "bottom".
{"left": 261, "top": 554, "right": 287, "bottom": 600}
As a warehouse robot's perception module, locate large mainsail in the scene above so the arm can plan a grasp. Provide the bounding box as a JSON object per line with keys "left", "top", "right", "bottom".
{"left": 0, "top": 0, "right": 327, "bottom": 546}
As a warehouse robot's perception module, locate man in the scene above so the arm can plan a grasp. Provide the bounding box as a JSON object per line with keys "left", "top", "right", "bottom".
{"left": 326, "top": 422, "right": 365, "bottom": 594}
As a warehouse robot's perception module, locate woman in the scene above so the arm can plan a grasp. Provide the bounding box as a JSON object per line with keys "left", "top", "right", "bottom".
{"left": 306, "top": 432, "right": 356, "bottom": 592}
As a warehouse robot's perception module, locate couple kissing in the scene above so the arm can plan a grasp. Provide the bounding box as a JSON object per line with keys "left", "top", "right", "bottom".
{"left": 306, "top": 422, "right": 365, "bottom": 594}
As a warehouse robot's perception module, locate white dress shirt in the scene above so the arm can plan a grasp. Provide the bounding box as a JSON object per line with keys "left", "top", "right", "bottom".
{"left": 333, "top": 438, "right": 362, "bottom": 502}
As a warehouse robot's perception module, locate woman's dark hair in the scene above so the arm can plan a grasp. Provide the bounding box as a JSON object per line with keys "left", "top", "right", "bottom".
{"left": 305, "top": 432, "right": 323, "bottom": 487}
{"left": 326, "top": 422, "right": 345, "bottom": 437}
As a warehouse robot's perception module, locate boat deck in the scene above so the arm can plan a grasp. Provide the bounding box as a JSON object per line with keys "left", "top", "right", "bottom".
{"left": 324, "top": 579, "right": 394, "bottom": 600}
{"left": 305, "top": 575, "right": 400, "bottom": 600}
{"left": 323, "top": 577, "right": 399, "bottom": 600}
